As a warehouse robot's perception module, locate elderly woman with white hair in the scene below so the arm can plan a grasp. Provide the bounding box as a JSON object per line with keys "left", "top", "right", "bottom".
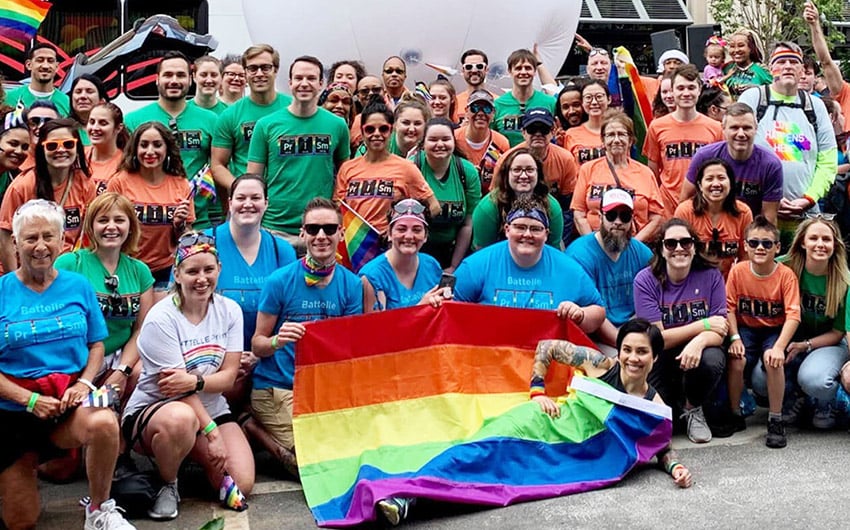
{"left": 0, "top": 199, "right": 135, "bottom": 530}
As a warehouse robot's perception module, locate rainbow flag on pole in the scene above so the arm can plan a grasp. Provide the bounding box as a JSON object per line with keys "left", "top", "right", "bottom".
{"left": 0, "top": 0, "right": 51, "bottom": 41}
{"left": 293, "top": 303, "right": 673, "bottom": 527}
{"left": 613, "top": 46, "right": 653, "bottom": 164}
{"left": 189, "top": 164, "right": 216, "bottom": 202}
{"left": 336, "top": 201, "right": 380, "bottom": 273}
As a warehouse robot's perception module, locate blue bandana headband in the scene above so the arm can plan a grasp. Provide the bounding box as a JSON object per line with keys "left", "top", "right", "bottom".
{"left": 506, "top": 207, "right": 549, "bottom": 228}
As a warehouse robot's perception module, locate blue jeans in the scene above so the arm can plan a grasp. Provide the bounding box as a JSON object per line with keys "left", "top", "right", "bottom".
{"left": 797, "top": 343, "right": 850, "bottom": 402}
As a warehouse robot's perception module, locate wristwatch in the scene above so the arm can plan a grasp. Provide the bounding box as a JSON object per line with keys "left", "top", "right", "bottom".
{"left": 117, "top": 364, "right": 132, "bottom": 377}
{"left": 195, "top": 375, "right": 205, "bottom": 393}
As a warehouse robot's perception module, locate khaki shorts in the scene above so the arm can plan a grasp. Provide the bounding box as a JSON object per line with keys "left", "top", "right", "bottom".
{"left": 251, "top": 387, "right": 294, "bottom": 451}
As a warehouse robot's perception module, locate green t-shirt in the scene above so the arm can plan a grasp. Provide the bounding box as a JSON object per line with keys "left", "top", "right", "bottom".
{"left": 54, "top": 249, "right": 155, "bottom": 356}
{"left": 414, "top": 152, "right": 482, "bottom": 244}
{"left": 125, "top": 102, "right": 219, "bottom": 229}
{"left": 187, "top": 98, "right": 229, "bottom": 116}
{"left": 0, "top": 171, "right": 13, "bottom": 204}
{"left": 471, "top": 192, "right": 563, "bottom": 250}
{"left": 248, "top": 107, "right": 350, "bottom": 234}
{"left": 5, "top": 85, "right": 71, "bottom": 117}
{"left": 212, "top": 93, "right": 291, "bottom": 175}
{"left": 492, "top": 90, "right": 556, "bottom": 147}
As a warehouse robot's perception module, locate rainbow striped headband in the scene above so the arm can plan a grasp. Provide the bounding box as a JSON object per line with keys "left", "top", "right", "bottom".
{"left": 769, "top": 48, "right": 802, "bottom": 66}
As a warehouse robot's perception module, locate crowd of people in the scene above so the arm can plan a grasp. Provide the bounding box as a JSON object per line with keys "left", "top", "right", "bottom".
{"left": 2, "top": 2, "right": 850, "bottom": 527}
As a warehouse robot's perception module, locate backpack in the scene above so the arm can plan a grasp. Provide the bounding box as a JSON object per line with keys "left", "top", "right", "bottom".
{"left": 822, "top": 171, "right": 850, "bottom": 246}
{"left": 755, "top": 85, "right": 818, "bottom": 136}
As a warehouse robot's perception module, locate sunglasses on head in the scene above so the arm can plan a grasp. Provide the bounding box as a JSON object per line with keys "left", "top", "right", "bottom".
{"left": 104, "top": 275, "right": 123, "bottom": 306}
{"left": 363, "top": 124, "right": 392, "bottom": 135}
{"left": 303, "top": 223, "right": 339, "bottom": 236}
{"left": 746, "top": 239, "right": 778, "bottom": 250}
{"left": 43, "top": 138, "right": 77, "bottom": 152}
{"left": 178, "top": 232, "right": 215, "bottom": 248}
{"left": 168, "top": 117, "right": 180, "bottom": 137}
{"left": 662, "top": 237, "right": 695, "bottom": 251}
{"left": 28, "top": 116, "right": 52, "bottom": 128}
{"left": 393, "top": 199, "right": 426, "bottom": 216}
{"left": 589, "top": 48, "right": 609, "bottom": 57}
{"left": 805, "top": 212, "right": 837, "bottom": 221}
{"left": 463, "top": 63, "right": 486, "bottom": 71}
{"left": 384, "top": 67, "right": 405, "bottom": 75}
{"left": 469, "top": 103, "right": 494, "bottom": 115}
{"left": 604, "top": 209, "right": 632, "bottom": 224}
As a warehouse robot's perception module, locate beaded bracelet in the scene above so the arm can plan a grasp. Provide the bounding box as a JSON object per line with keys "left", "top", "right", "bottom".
{"left": 26, "top": 392, "right": 39, "bottom": 413}
{"left": 203, "top": 420, "right": 218, "bottom": 436}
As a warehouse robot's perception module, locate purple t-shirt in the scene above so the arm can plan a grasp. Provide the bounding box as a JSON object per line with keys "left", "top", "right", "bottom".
{"left": 685, "top": 141, "right": 783, "bottom": 216}
{"left": 633, "top": 266, "right": 727, "bottom": 329}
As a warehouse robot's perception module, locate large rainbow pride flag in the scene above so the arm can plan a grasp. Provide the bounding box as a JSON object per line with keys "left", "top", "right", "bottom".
{"left": 0, "top": 0, "right": 51, "bottom": 41}
{"left": 293, "top": 303, "right": 673, "bottom": 527}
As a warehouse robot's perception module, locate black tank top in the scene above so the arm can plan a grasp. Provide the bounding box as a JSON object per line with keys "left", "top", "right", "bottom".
{"left": 599, "top": 363, "right": 657, "bottom": 402}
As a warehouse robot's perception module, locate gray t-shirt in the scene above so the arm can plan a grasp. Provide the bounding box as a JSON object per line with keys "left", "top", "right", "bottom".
{"left": 124, "top": 294, "right": 244, "bottom": 420}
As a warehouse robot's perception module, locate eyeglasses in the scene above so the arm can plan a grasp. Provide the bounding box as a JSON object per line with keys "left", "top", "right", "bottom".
{"left": 589, "top": 48, "right": 609, "bottom": 57}
{"left": 178, "top": 232, "right": 215, "bottom": 248}
{"left": 246, "top": 64, "right": 274, "bottom": 74}
{"left": 463, "top": 63, "right": 486, "bottom": 71}
{"left": 469, "top": 103, "right": 494, "bottom": 115}
{"left": 510, "top": 166, "right": 537, "bottom": 176}
{"left": 43, "top": 138, "right": 77, "bottom": 152}
{"left": 303, "top": 223, "right": 339, "bottom": 236}
{"left": 223, "top": 71, "right": 246, "bottom": 80}
{"left": 604, "top": 131, "right": 629, "bottom": 139}
{"left": 28, "top": 116, "right": 52, "bottom": 128}
{"left": 604, "top": 209, "right": 632, "bottom": 223}
{"left": 662, "top": 237, "right": 695, "bottom": 251}
{"left": 363, "top": 124, "right": 392, "bottom": 135}
{"left": 357, "top": 86, "right": 384, "bottom": 97}
{"left": 805, "top": 212, "right": 837, "bottom": 221}
{"left": 104, "top": 275, "right": 123, "bottom": 308}
{"left": 384, "top": 67, "right": 405, "bottom": 75}
{"left": 583, "top": 93, "right": 608, "bottom": 103}
{"left": 509, "top": 223, "right": 546, "bottom": 235}
{"left": 525, "top": 125, "right": 552, "bottom": 136}
{"left": 746, "top": 239, "right": 778, "bottom": 250}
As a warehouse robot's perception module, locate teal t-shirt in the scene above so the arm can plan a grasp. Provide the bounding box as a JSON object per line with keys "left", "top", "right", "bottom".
{"left": 493, "top": 90, "right": 556, "bottom": 147}
{"left": 54, "top": 249, "right": 155, "bottom": 357}
{"left": 125, "top": 102, "right": 219, "bottom": 229}
{"left": 212, "top": 93, "right": 291, "bottom": 175}
{"left": 414, "top": 152, "right": 481, "bottom": 245}
{"left": 187, "top": 98, "right": 229, "bottom": 116}
{"left": 248, "top": 107, "right": 350, "bottom": 234}
{"left": 5, "top": 85, "right": 71, "bottom": 117}
{"left": 471, "top": 192, "right": 563, "bottom": 250}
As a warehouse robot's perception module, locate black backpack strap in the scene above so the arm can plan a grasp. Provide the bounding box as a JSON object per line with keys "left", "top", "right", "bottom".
{"left": 799, "top": 89, "right": 819, "bottom": 136}
{"left": 453, "top": 155, "right": 466, "bottom": 190}
{"left": 756, "top": 84, "right": 769, "bottom": 124}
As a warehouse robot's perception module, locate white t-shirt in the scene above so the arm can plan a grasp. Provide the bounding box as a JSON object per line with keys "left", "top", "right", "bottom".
{"left": 123, "top": 294, "right": 243, "bottom": 420}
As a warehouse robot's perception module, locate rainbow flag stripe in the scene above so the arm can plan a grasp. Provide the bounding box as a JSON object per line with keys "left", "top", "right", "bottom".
{"left": 336, "top": 201, "right": 380, "bottom": 273}
{"left": 624, "top": 61, "right": 653, "bottom": 164}
{"left": 0, "top": 0, "right": 51, "bottom": 41}
{"left": 190, "top": 164, "right": 216, "bottom": 202}
{"left": 293, "top": 303, "right": 672, "bottom": 527}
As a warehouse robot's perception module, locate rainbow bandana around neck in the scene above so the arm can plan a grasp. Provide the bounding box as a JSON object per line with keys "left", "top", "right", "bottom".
{"left": 769, "top": 48, "right": 802, "bottom": 67}
{"left": 301, "top": 254, "right": 336, "bottom": 286}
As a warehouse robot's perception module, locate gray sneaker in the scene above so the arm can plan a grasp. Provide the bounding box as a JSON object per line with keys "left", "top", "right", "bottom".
{"left": 681, "top": 406, "right": 712, "bottom": 443}
{"left": 148, "top": 483, "right": 180, "bottom": 521}
{"left": 812, "top": 401, "right": 836, "bottom": 430}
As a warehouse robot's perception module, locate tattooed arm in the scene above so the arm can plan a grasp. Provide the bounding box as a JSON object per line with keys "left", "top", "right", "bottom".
{"left": 530, "top": 340, "right": 613, "bottom": 418}
{"left": 656, "top": 443, "right": 693, "bottom": 489}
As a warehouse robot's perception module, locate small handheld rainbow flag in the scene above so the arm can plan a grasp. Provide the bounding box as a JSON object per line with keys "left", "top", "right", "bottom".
{"left": 336, "top": 201, "right": 381, "bottom": 273}
{"left": 80, "top": 384, "right": 120, "bottom": 411}
{"left": 0, "top": 0, "right": 51, "bottom": 41}
{"left": 413, "top": 81, "right": 432, "bottom": 102}
{"left": 190, "top": 164, "right": 217, "bottom": 202}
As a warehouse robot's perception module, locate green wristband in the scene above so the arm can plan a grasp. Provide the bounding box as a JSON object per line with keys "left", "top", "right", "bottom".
{"left": 271, "top": 335, "right": 280, "bottom": 350}
{"left": 730, "top": 334, "right": 741, "bottom": 342}
{"left": 202, "top": 420, "right": 217, "bottom": 436}
{"left": 26, "top": 392, "right": 39, "bottom": 413}
{"left": 702, "top": 318, "right": 711, "bottom": 331}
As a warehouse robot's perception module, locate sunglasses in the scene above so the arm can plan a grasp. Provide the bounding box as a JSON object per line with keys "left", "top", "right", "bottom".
{"left": 43, "top": 138, "right": 77, "bottom": 152}
{"left": 104, "top": 275, "right": 123, "bottom": 308}
{"left": 746, "top": 239, "right": 778, "bottom": 250}
{"left": 358, "top": 86, "right": 384, "bottom": 97}
{"left": 525, "top": 125, "right": 552, "bottom": 136}
{"left": 469, "top": 103, "right": 494, "bottom": 115}
{"left": 384, "top": 67, "right": 405, "bottom": 75}
{"left": 463, "top": 63, "right": 486, "bottom": 71}
{"left": 246, "top": 63, "right": 274, "bottom": 74}
{"left": 168, "top": 117, "right": 180, "bottom": 138}
{"left": 28, "top": 116, "right": 52, "bottom": 128}
{"left": 662, "top": 237, "right": 695, "bottom": 251}
{"left": 303, "top": 223, "right": 339, "bottom": 236}
{"left": 393, "top": 199, "right": 426, "bottom": 216}
{"left": 363, "top": 124, "right": 392, "bottom": 135}
{"left": 604, "top": 209, "right": 632, "bottom": 223}
{"left": 178, "top": 232, "right": 215, "bottom": 248}
{"left": 805, "top": 212, "right": 837, "bottom": 221}
{"left": 589, "top": 48, "right": 609, "bottom": 57}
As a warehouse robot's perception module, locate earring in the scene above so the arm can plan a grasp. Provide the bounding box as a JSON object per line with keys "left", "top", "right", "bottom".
{"left": 165, "top": 155, "right": 171, "bottom": 169}
{"left": 132, "top": 155, "right": 139, "bottom": 170}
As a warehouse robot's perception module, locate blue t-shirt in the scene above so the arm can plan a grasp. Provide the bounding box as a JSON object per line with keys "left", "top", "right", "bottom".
{"left": 253, "top": 261, "right": 363, "bottom": 390}
{"left": 453, "top": 241, "right": 604, "bottom": 309}
{"left": 0, "top": 271, "right": 108, "bottom": 410}
{"left": 565, "top": 234, "right": 652, "bottom": 327}
{"left": 207, "top": 224, "right": 297, "bottom": 350}
{"left": 359, "top": 253, "right": 442, "bottom": 310}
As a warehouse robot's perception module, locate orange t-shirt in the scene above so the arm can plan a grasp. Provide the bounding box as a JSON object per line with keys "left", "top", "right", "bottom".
{"left": 726, "top": 261, "right": 801, "bottom": 329}
{"left": 644, "top": 113, "right": 723, "bottom": 218}
{"left": 85, "top": 146, "right": 123, "bottom": 196}
{"left": 334, "top": 154, "right": 435, "bottom": 234}
{"left": 106, "top": 171, "right": 195, "bottom": 273}
{"left": 454, "top": 126, "right": 510, "bottom": 194}
{"left": 562, "top": 124, "right": 605, "bottom": 165}
{"left": 492, "top": 142, "right": 579, "bottom": 198}
{"left": 834, "top": 81, "right": 850, "bottom": 135}
{"left": 570, "top": 156, "right": 663, "bottom": 233}
{"left": 674, "top": 200, "right": 754, "bottom": 280}
{"left": 349, "top": 114, "right": 363, "bottom": 152}
{"left": 0, "top": 168, "right": 95, "bottom": 253}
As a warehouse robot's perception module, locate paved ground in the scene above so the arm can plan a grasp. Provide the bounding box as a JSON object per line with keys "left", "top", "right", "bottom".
{"left": 29, "top": 414, "right": 850, "bottom": 530}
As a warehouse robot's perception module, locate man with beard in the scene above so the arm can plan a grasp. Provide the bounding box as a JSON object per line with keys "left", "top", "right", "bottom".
{"left": 565, "top": 189, "right": 652, "bottom": 356}
{"left": 5, "top": 44, "right": 70, "bottom": 116}
{"left": 125, "top": 51, "right": 219, "bottom": 229}
{"left": 455, "top": 49, "right": 494, "bottom": 123}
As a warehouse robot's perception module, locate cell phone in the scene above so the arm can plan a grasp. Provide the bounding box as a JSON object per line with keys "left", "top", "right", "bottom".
{"left": 439, "top": 272, "right": 456, "bottom": 290}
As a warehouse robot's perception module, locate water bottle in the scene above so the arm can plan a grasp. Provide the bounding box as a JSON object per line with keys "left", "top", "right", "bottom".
{"left": 834, "top": 385, "right": 850, "bottom": 415}
{"left": 740, "top": 390, "right": 757, "bottom": 417}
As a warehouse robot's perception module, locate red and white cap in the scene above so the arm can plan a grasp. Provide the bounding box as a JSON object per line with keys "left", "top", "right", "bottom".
{"left": 601, "top": 188, "right": 634, "bottom": 212}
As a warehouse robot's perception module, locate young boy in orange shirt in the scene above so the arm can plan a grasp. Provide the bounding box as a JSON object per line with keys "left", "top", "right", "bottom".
{"left": 726, "top": 216, "right": 800, "bottom": 449}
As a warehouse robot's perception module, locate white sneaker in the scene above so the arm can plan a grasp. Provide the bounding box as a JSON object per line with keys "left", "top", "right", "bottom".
{"left": 84, "top": 499, "right": 136, "bottom": 530}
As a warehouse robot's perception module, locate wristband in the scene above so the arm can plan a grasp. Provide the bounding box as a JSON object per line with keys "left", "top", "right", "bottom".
{"left": 77, "top": 378, "right": 97, "bottom": 392}
{"left": 665, "top": 460, "right": 681, "bottom": 474}
{"left": 730, "top": 334, "right": 741, "bottom": 342}
{"left": 530, "top": 386, "right": 546, "bottom": 398}
{"left": 702, "top": 318, "right": 711, "bottom": 331}
{"left": 271, "top": 335, "right": 280, "bottom": 350}
{"left": 203, "top": 420, "right": 217, "bottom": 436}
{"left": 26, "top": 392, "right": 39, "bottom": 413}
{"left": 670, "top": 463, "right": 685, "bottom": 477}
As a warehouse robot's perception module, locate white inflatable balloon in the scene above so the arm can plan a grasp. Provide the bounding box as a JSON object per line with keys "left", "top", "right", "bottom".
{"left": 241, "top": 0, "right": 579, "bottom": 93}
